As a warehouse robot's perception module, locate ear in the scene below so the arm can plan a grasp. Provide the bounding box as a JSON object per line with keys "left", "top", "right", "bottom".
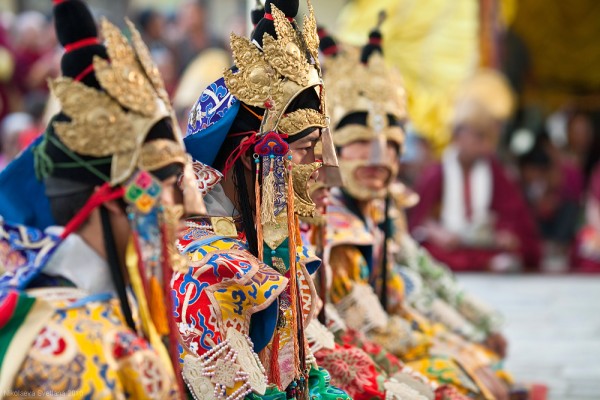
{"left": 239, "top": 136, "right": 254, "bottom": 172}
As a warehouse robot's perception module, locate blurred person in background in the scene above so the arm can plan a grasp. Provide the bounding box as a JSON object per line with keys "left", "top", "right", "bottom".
{"left": 409, "top": 70, "right": 541, "bottom": 273}
{"left": 399, "top": 128, "right": 436, "bottom": 187}
{"left": 12, "top": 11, "right": 59, "bottom": 100}
{"left": 136, "top": 8, "right": 168, "bottom": 51}
{"left": 170, "top": 0, "right": 224, "bottom": 75}
{"left": 565, "top": 111, "right": 594, "bottom": 175}
{"left": 0, "top": 112, "right": 33, "bottom": 170}
{"left": 572, "top": 164, "right": 600, "bottom": 273}
{"left": 0, "top": 21, "right": 15, "bottom": 122}
{"left": 17, "top": 92, "right": 47, "bottom": 149}
{"left": 515, "top": 130, "right": 581, "bottom": 272}
{"left": 133, "top": 8, "right": 179, "bottom": 96}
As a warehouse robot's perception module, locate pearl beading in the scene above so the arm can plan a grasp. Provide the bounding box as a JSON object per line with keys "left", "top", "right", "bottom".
{"left": 195, "top": 333, "right": 268, "bottom": 400}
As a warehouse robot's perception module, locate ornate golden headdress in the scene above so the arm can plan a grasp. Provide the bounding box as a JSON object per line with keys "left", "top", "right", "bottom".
{"left": 322, "top": 17, "right": 407, "bottom": 200}
{"left": 325, "top": 47, "right": 407, "bottom": 148}
{"left": 50, "top": 19, "right": 187, "bottom": 185}
{"left": 224, "top": 3, "right": 328, "bottom": 138}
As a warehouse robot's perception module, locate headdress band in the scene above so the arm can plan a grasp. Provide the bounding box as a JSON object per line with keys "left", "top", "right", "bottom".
{"left": 264, "top": 13, "right": 294, "bottom": 22}
{"left": 64, "top": 37, "right": 100, "bottom": 53}
{"left": 221, "top": 130, "right": 288, "bottom": 178}
{"left": 74, "top": 64, "right": 95, "bottom": 82}
{"left": 369, "top": 37, "right": 382, "bottom": 46}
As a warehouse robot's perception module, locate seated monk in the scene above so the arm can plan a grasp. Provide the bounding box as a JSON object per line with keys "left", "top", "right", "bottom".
{"left": 408, "top": 71, "right": 541, "bottom": 272}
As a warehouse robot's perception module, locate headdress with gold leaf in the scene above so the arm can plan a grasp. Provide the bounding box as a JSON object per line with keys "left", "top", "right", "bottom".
{"left": 22, "top": 3, "right": 205, "bottom": 398}
{"left": 322, "top": 17, "right": 407, "bottom": 200}
{"left": 45, "top": 18, "right": 186, "bottom": 186}
{"left": 224, "top": 3, "right": 326, "bottom": 139}
{"left": 182, "top": 0, "right": 342, "bottom": 395}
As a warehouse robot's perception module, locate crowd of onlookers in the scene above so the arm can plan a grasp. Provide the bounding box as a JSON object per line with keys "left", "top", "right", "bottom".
{"left": 401, "top": 108, "right": 600, "bottom": 273}
{"left": 1, "top": 3, "right": 600, "bottom": 273}
{"left": 0, "top": 1, "right": 233, "bottom": 168}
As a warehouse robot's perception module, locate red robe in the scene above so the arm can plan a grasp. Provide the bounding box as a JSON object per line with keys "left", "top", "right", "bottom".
{"left": 408, "top": 158, "right": 541, "bottom": 271}
{"left": 572, "top": 165, "right": 600, "bottom": 273}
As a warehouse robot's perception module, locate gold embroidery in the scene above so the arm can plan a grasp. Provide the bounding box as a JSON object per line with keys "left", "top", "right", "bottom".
{"left": 279, "top": 108, "right": 327, "bottom": 136}
{"left": 49, "top": 18, "right": 184, "bottom": 185}
{"left": 210, "top": 217, "right": 238, "bottom": 238}
{"left": 138, "top": 139, "right": 188, "bottom": 172}
{"left": 222, "top": 4, "right": 324, "bottom": 137}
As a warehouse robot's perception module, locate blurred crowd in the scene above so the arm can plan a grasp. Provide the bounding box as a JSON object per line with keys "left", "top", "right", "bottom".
{"left": 0, "top": 1, "right": 234, "bottom": 167}
{"left": 1, "top": 2, "right": 600, "bottom": 274}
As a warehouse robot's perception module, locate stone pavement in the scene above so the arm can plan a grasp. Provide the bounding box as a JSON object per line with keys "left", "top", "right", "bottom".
{"left": 458, "top": 274, "right": 600, "bottom": 400}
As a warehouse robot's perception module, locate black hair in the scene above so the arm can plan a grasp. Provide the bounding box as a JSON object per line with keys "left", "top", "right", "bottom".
{"left": 49, "top": 187, "right": 95, "bottom": 226}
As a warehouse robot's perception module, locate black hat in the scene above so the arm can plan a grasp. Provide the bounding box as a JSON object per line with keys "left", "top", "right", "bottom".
{"left": 252, "top": 0, "right": 299, "bottom": 47}
{"left": 318, "top": 26, "right": 339, "bottom": 57}
{"left": 38, "top": 0, "right": 112, "bottom": 189}
{"left": 251, "top": 0, "right": 265, "bottom": 28}
{"left": 361, "top": 11, "right": 385, "bottom": 64}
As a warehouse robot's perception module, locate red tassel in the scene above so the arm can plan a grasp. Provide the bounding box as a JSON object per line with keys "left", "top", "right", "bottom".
{"left": 269, "top": 333, "right": 282, "bottom": 390}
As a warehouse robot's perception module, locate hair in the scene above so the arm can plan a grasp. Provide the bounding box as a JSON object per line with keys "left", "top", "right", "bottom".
{"left": 47, "top": 118, "right": 181, "bottom": 225}
{"left": 213, "top": 104, "right": 262, "bottom": 256}
{"left": 49, "top": 187, "right": 95, "bottom": 227}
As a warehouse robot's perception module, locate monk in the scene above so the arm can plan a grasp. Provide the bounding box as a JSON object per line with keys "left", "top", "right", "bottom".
{"left": 408, "top": 71, "right": 541, "bottom": 272}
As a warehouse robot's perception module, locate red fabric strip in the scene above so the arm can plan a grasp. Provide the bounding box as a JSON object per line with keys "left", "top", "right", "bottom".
{"left": 264, "top": 13, "right": 294, "bottom": 22}
{"left": 74, "top": 64, "right": 95, "bottom": 82}
{"left": 0, "top": 291, "right": 19, "bottom": 329}
{"left": 64, "top": 37, "right": 99, "bottom": 53}
{"left": 322, "top": 46, "right": 338, "bottom": 56}
{"left": 61, "top": 183, "right": 125, "bottom": 239}
{"left": 222, "top": 131, "right": 260, "bottom": 178}
{"left": 369, "top": 37, "right": 382, "bottom": 46}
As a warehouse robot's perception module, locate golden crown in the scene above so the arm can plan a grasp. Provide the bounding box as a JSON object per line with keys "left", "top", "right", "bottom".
{"left": 325, "top": 47, "right": 407, "bottom": 147}
{"left": 223, "top": 2, "right": 327, "bottom": 137}
{"left": 50, "top": 19, "right": 186, "bottom": 185}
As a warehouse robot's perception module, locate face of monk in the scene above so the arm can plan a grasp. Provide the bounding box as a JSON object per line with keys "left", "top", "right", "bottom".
{"left": 454, "top": 123, "right": 500, "bottom": 164}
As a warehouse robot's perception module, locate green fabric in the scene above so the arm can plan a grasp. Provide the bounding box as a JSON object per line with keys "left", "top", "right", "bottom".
{"left": 244, "top": 368, "right": 351, "bottom": 399}
{"left": 245, "top": 386, "right": 286, "bottom": 399}
{"left": 0, "top": 294, "right": 36, "bottom": 368}
{"left": 263, "top": 238, "right": 291, "bottom": 273}
{"left": 308, "top": 367, "right": 351, "bottom": 399}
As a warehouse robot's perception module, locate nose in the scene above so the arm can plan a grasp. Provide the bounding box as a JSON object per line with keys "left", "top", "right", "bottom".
{"left": 369, "top": 136, "right": 387, "bottom": 166}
